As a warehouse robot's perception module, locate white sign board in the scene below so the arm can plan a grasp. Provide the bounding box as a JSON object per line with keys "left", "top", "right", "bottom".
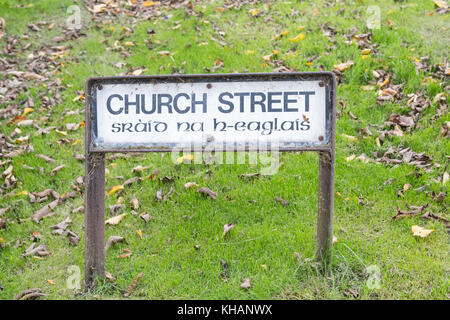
{"left": 87, "top": 74, "right": 333, "bottom": 151}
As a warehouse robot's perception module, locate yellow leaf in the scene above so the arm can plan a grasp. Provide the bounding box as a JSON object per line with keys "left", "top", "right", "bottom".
{"left": 443, "top": 172, "right": 449, "bottom": 184}
{"left": 334, "top": 61, "right": 354, "bottom": 72}
{"left": 345, "top": 154, "right": 356, "bottom": 162}
{"left": 136, "top": 230, "right": 143, "bottom": 238}
{"left": 71, "top": 139, "right": 81, "bottom": 146}
{"left": 250, "top": 9, "right": 259, "bottom": 16}
{"left": 281, "top": 30, "right": 289, "bottom": 36}
{"left": 123, "top": 41, "right": 134, "bottom": 47}
{"left": 411, "top": 225, "right": 434, "bottom": 238}
{"left": 22, "top": 107, "right": 33, "bottom": 115}
{"left": 108, "top": 184, "right": 124, "bottom": 195}
{"left": 47, "top": 279, "right": 56, "bottom": 285}
{"left": 272, "top": 49, "right": 279, "bottom": 55}
{"left": 305, "top": 62, "right": 312, "bottom": 66}
{"left": 105, "top": 213, "right": 127, "bottom": 225}
{"left": 262, "top": 53, "right": 273, "bottom": 61}
{"left": 288, "top": 33, "right": 305, "bottom": 42}
{"left": 434, "top": 0, "right": 448, "bottom": 9}
{"left": 73, "top": 94, "right": 84, "bottom": 102}
{"left": 332, "top": 235, "right": 338, "bottom": 244}
{"left": 361, "top": 49, "right": 371, "bottom": 55}
{"left": 142, "top": 0, "right": 155, "bottom": 7}
{"left": 362, "top": 85, "right": 376, "bottom": 91}
{"left": 16, "top": 190, "right": 29, "bottom": 196}
{"left": 375, "top": 137, "right": 381, "bottom": 148}
{"left": 377, "top": 74, "right": 390, "bottom": 88}
{"left": 55, "top": 129, "right": 67, "bottom": 136}
{"left": 177, "top": 154, "right": 194, "bottom": 164}
{"left": 341, "top": 134, "right": 358, "bottom": 142}
{"left": 361, "top": 54, "right": 369, "bottom": 60}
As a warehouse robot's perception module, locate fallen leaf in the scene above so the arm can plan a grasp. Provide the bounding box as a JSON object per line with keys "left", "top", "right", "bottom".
{"left": 105, "top": 213, "right": 127, "bottom": 225}
{"left": 108, "top": 185, "right": 124, "bottom": 195}
{"left": 184, "top": 182, "right": 199, "bottom": 189}
{"left": 240, "top": 278, "right": 251, "bottom": 289}
{"left": 105, "top": 236, "right": 125, "bottom": 251}
{"left": 222, "top": 222, "right": 235, "bottom": 237}
{"left": 130, "top": 197, "right": 139, "bottom": 210}
{"left": 197, "top": 187, "right": 217, "bottom": 199}
{"left": 176, "top": 154, "right": 194, "bottom": 163}
{"left": 334, "top": 61, "right": 354, "bottom": 72}
{"left": 411, "top": 225, "right": 434, "bottom": 238}
{"left": 124, "top": 272, "right": 144, "bottom": 297}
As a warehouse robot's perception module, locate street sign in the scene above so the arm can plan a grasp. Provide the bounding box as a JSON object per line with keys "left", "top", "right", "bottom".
{"left": 84, "top": 72, "right": 336, "bottom": 290}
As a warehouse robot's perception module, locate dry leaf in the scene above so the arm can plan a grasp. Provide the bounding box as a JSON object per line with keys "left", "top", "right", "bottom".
{"left": 124, "top": 272, "right": 144, "bottom": 297}
{"left": 176, "top": 154, "right": 194, "bottom": 163}
{"left": 334, "top": 61, "right": 354, "bottom": 72}
{"left": 105, "top": 213, "right": 127, "bottom": 225}
{"left": 108, "top": 185, "right": 124, "bottom": 195}
{"left": 222, "top": 222, "right": 235, "bottom": 237}
{"left": 130, "top": 197, "right": 139, "bottom": 210}
{"left": 197, "top": 187, "right": 217, "bottom": 199}
{"left": 184, "top": 182, "right": 199, "bottom": 189}
{"left": 411, "top": 225, "right": 434, "bottom": 238}
{"left": 105, "top": 236, "right": 125, "bottom": 251}
{"left": 240, "top": 278, "right": 251, "bottom": 289}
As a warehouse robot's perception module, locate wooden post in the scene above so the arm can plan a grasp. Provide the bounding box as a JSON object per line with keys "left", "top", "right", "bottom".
{"left": 316, "top": 150, "right": 334, "bottom": 266}
{"left": 84, "top": 151, "right": 105, "bottom": 291}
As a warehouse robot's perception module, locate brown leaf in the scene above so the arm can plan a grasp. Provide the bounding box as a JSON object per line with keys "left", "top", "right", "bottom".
{"left": 105, "top": 235, "right": 125, "bottom": 252}
{"left": 240, "top": 278, "right": 251, "bottom": 289}
{"left": 105, "top": 271, "right": 116, "bottom": 282}
{"left": 14, "top": 288, "right": 46, "bottom": 300}
{"left": 344, "top": 288, "right": 360, "bottom": 299}
{"left": 124, "top": 272, "right": 144, "bottom": 297}
{"left": 197, "top": 187, "right": 217, "bottom": 199}
{"left": 22, "top": 243, "right": 49, "bottom": 257}
{"left": 36, "top": 154, "right": 56, "bottom": 163}
{"left": 140, "top": 213, "right": 155, "bottom": 224}
{"left": 222, "top": 222, "right": 235, "bottom": 237}
{"left": 130, "top": 197, "right": 139, "bottom": 210}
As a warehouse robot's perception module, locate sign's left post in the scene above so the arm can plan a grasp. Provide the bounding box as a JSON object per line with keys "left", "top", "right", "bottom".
{"left": 84, "top": 82, "right": 105, "bottom": 291}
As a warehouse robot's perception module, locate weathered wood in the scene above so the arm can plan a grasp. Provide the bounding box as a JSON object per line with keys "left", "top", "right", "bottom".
{"left": 84, "top": 81, "right": 105, "bottom": 290}
{"left": 316, "top": 150, "right": 334, "bottom": 265}
{"left": 84, "top": 152, "right": 105, "bottom": 290}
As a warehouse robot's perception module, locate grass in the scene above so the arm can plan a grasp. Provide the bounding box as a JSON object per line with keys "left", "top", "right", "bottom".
{"left": 0, "top": 0, "right": 449, "bottom": 300}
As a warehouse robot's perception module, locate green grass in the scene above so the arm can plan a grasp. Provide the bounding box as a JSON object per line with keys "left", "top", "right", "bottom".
{"left": 0, "top": 0, "right": 449, "bottom": 300}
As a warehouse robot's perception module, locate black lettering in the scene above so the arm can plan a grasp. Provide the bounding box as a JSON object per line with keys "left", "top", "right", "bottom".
{"left": 107, "top": 94, "right": 123, "bottom": 115}
{"left": 191, "top": 93, "right": 207, "bottom": 113}
{"left": 173, "top": 93, "right": 190, "bottom": 114}
{"left": 124, "top": 94, "right": 140, "bottom": 114}
{"left": 298, "top": 91, "right": 315, "bottom": 112}
{"left": 250, "top": 92, "right": 266, "bottom": 112}
{"left": 234, "top": 92, "right": 250, "bottom": 112}
{"left": 267, "top": 92, "right": 282, "bottom": 112}
{"left": 218, "top": 92, "right": 234, "bottom": 113}
{"left": 283, "top": 92, "right": 298, "bottom": 112}
{"left": 157, "top": 94, "right": 173, "bottom": 113}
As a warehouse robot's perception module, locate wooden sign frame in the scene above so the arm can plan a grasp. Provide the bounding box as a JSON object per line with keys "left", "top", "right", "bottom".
{"left": 84, "top": 72, "right": 336, "bottom": 290}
